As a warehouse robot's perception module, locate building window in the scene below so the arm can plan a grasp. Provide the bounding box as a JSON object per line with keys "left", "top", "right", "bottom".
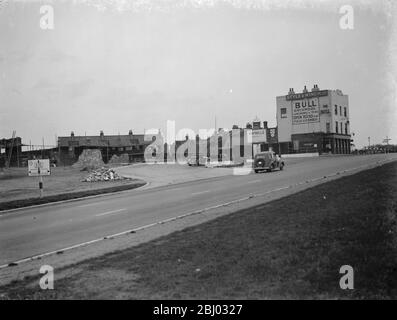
{"left": 326, "top": 122, "right": 330, "bottom": 133}
{"left": 335, "top": 121, "right": 338, "bottom": 133}
{"left": 344, "top": 107, "right": 347, "bottom": 117}
{"left": 340, "top": 122, "right": 343, "bottom": 134}
{"left": 345, "top": 123, "right": 348, "bottom": 135}
{"left": 339, "top": 106, "right": 342, "bottom": 116}
{"left": 335, "top": 105, "right": 338, "bottom": 115}
{"left": 281, "top": 108, "right": 287, "bottom": 118}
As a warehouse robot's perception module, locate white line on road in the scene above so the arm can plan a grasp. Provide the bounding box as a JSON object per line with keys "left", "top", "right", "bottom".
{"left": 246, "top": 179, "right": 262, "bottom": 184}
{"left": 165, "top": 187, "right": 185, "bottom": 192}
{"left": 191, "top": 190, "right": 210, "bottom": 196}
{"left": 95, "top": 209, "right": 126, "bottom": 217}
{"left": 77, "top": 202, "right": 108, "bottom": 208}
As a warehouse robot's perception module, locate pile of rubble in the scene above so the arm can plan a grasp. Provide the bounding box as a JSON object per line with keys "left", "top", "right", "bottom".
{"left": 82, "top": 167, "right": 126, "bottom": 182}
{"left": 73, "top": 149, "right": 104, "bottom": 171}
{"left": 108, "top": 153, "right": 130, "bottom": 165}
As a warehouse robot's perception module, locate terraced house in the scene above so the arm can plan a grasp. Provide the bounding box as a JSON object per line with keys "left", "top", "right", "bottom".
{"left": 57, "top": 130, "right": 154, "bottom": 165}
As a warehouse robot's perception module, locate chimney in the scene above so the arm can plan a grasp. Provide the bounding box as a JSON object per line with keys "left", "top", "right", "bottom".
{"left": 71, "top": 131, "right": 74, "bottom": 137}
{"left": 312, "top": 84, "right": 319, "bottom": 92}
{"left": 288, "top": 88, "right": 295, "bottom": 94}
{"left": 263, "top": 121, "right": 268, "bottom": 129}
{"left": 100, "top": 130, "right": 104, "bottom": 138}
{"left": 303, "top": 85, "right": 308, "bottom": 93}
{"left": 129, "top": 130, "right": 133, "bottom": 136}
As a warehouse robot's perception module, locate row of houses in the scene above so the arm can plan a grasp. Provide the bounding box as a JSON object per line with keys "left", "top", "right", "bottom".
{"left": 0, "top": 125, "right": 276, "bottom": 167}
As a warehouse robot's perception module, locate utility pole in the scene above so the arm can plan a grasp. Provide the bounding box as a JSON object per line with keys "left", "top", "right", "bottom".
{"left": 383, "top": 136, "right": 391, "bottom": 153}
{"left": 17, "top": 141, "right": 19, "bottom": 167}
{"left": 107, "top": 140, "right": 109, "bottom": 163}
{"left": 6, "top": 130, "right": 16, "bottom": 168}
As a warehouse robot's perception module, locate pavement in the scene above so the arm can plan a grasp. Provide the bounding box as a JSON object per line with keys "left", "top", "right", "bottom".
{"left": 0, "top": 153, "right": 396, "bottom": 286}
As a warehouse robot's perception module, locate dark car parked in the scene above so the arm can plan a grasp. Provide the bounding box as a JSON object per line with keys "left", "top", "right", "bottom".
{"left": 253, "top": 151, "right": 284, "bottom": 173}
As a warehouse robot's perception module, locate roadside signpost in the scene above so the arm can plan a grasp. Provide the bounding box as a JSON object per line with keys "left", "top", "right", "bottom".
{"left": 383, "top": 136, "right": 391, "bottom": 153}
{"left": 28, "top": 159, "right": 51, "bottom": 198}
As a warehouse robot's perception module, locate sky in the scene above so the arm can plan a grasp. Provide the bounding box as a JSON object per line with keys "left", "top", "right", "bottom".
{"left": 0, "top": 0, "right": 396, "bottom": 148}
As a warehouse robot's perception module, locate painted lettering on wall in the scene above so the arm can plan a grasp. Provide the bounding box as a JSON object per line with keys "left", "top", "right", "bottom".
{"left": 292, "top": 98, "right": 320, "bottom": 125}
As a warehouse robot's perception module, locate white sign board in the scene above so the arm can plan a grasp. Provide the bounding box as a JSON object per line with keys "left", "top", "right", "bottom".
{"left": 28, "top": 159, "right": 51, "bottom": 176}
{"left": 292, "top": 98, "right": 320, "bottom": 125}
{"left": 252, "top": 129, "right": 267, "bottom": 143}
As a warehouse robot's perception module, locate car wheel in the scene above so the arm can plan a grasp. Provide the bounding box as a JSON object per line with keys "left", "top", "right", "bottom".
{"left": 280, "top": 163, "right": 284, "bottom": 171}
{"left": 254, "top": 169, "right": 259, "bottom": 173}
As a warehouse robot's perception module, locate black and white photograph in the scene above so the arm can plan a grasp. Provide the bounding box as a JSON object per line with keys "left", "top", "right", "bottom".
{"left": 0, "top": 0, "right": 396, "bottom": 306}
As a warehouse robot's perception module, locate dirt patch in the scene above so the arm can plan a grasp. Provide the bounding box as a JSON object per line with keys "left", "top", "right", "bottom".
{"left": 0, "top": 166, "right": 145, "bottom": 212}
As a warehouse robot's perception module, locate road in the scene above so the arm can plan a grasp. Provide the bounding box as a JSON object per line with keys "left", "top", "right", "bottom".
{"left": 0, "top": 154, "right": 396, "bottom": 267}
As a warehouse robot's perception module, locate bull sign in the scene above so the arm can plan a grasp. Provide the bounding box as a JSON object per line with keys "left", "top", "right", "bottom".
{"left": 28, "top": 159, "right": 51, "bottom": 176}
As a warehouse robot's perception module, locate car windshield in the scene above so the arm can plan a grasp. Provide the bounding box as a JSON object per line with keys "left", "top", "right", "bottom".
{"left": 255, "top": 153, "right": 272, "bottom": 160}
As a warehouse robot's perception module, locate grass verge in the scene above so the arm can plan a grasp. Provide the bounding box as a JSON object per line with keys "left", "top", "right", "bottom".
{"left": 0, "top": 166, "right": 145, "bottom": 212}
{"left": 0, "top": 182, "right": 145, "bottom": 212}
{"left": 1, "top": 162, "right": 396, "bottom": 299}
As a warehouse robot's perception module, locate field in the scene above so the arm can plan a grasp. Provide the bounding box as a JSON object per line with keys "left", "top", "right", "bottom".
{"left": 1, "top": 161, "right": 396, "bottom": 299}
{"left": 0, "top": 166, "right": 145, "bottom": 211}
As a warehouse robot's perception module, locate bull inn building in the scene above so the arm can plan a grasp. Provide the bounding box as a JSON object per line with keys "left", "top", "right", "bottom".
{"left": 276, "top": 85, "right": 352, "bottom": 155}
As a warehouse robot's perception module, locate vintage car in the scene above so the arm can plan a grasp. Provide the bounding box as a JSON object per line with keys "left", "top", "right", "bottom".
{"left": 187, "top": 155, "right": 210, "bottom": 166}
{"left": 253, "top": 151, "right": 284, "bottom": 173}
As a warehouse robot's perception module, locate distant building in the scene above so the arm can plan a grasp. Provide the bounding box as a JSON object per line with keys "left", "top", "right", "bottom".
{"left": 57, "top": 130, "right": 156, "bottom": 165}
{"left": 276, "top": 85, "right": 352, "bottom": 154}
{"left": 246, "top": 118, "right": 267, "bottom": 156}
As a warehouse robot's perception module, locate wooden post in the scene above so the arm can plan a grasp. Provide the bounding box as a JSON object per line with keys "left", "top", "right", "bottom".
{"left": 39, "top": 175, "right": 43, "bottom": 198}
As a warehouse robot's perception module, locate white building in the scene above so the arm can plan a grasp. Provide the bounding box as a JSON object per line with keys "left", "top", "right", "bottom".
{"left": 276, "top": 85, "right": 352, "bottom": 154}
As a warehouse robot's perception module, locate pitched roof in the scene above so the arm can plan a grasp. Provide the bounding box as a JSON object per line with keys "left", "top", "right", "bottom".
{"left": 58, "top": 134, "right": 153, "bottom": 148}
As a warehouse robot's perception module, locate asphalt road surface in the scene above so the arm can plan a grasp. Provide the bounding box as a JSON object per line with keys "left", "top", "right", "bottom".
{"left": 1, "top": 154, "right": 396, "bottom": 267}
